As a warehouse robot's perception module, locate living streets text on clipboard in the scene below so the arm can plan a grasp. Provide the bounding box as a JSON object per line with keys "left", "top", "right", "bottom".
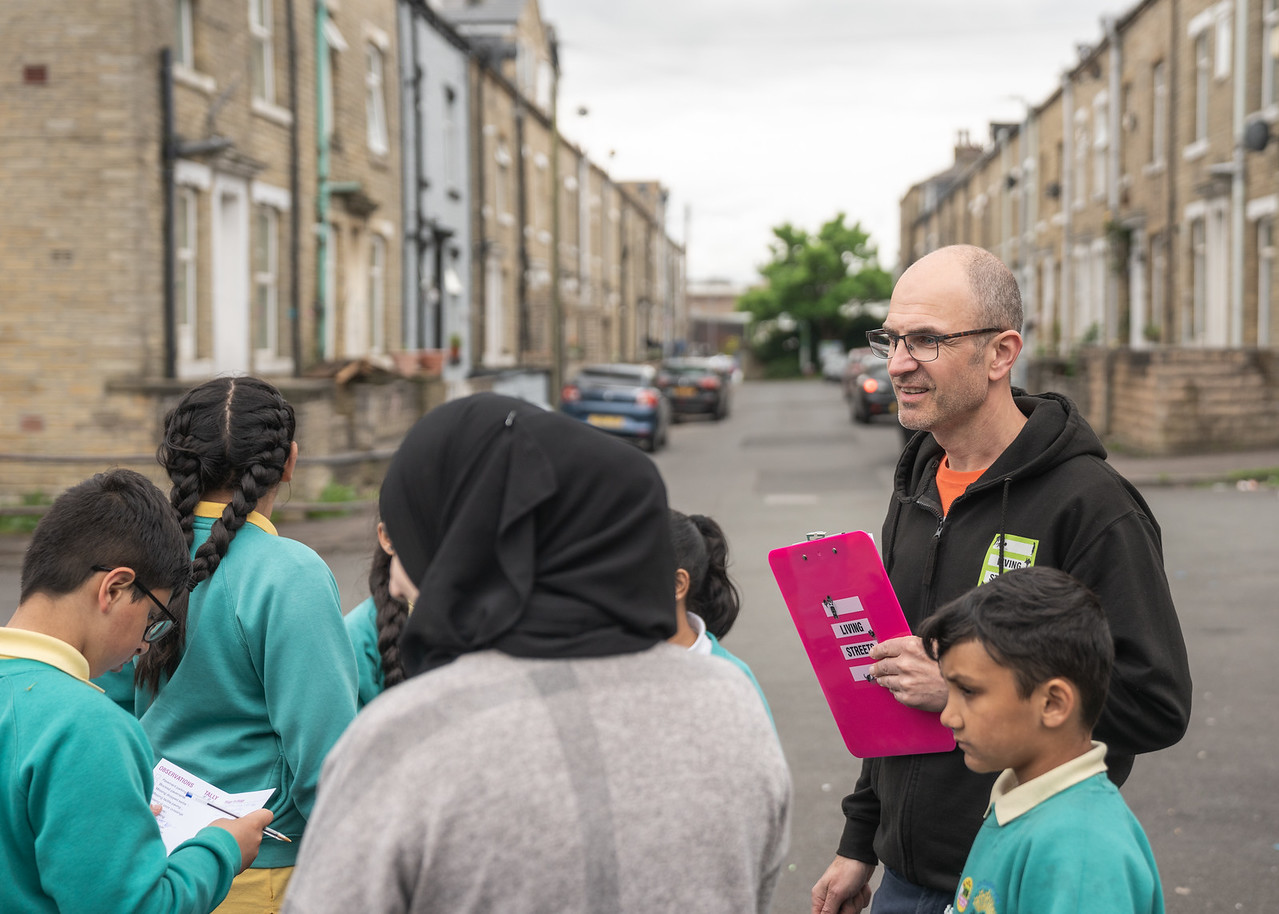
{"left": 769, "top": 531, "right": 955, "bottom": 759}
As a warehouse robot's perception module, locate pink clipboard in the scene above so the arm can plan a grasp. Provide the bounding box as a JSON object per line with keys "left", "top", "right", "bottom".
{"left": 769, "top": 531, "right": 955, "bottom": 758}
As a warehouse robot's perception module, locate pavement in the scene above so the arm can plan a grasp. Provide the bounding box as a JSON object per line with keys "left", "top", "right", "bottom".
{"left": 1102, "top": 446, "right": 1279, "bottom": 488}
{"left": 1, "top": 448, "right": 1276, "bottom": 565}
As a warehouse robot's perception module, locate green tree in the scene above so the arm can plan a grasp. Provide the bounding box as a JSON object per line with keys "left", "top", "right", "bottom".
{"left": 738, "top": 214, "right": 892, "bottom": 371}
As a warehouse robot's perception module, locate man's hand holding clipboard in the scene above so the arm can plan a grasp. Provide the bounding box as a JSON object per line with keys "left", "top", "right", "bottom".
{"left": 769, "top": 530, "right": 954, "bottom": 758}
{"left": 864, "top": 635, "right": 950, "bottom": 711}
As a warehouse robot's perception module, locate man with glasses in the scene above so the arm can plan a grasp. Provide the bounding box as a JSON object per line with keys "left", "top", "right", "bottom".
{"left": 812, "top": 245, "right": 1192, "bottom": 914}
{"left": 1, "top": 468, "right": 272, "bottom": 913}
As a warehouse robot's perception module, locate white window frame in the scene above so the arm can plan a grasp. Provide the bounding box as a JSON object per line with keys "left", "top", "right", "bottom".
{"left": 1151, "top": 61, "right": 1167, "bottom": 166}
{"left": 1260, "top": 217, "right": 1275, "bottom": 346}
{"left": 1215, "top": 11, "right": 1232, "bottom": 80}
{"left": 1092, "top": 92, "right": 1108, "bottom": 200}
{"left": 365, "top": 42, "right": 388, "bottom": 155}
{"left": 175, "top": 0, "right": 194, "bottom": 68}
{"left": 1265, "top": 0, "right": 1279, "bottom": 114}
{"left": 367, "top": 233, "right": 387, "bottom": 354}
{"left": 1073, "top": 119, "right": 1089, "bottom": 209}
{"left": 1190, "top": 216, "right": 1207, "bottom": 343}
{"left": 1195, "top": 31, "right": 1210, "bottom": 142}
{"left": 321, "top": 20, "right": 347, "bottom": 141}
{"left": 323, "top": 224, "right": 338, "bottom": 359}
{"left": 495, "top": 141, "right": 512, "bottom": 224}
{"left": 175, "top": 186, "right": 197, "bottom": 358}
{"left": 444, "top": 85, "right": 459, "bottom": 195}
{"left": 1150, "top": 233, "right": 1166, "bottom": 344}
{"left": 252, "top": 205, "right": 279, "bottom": 360}
{"left": 249, "top": 0, "right": 274, "bottom": 104}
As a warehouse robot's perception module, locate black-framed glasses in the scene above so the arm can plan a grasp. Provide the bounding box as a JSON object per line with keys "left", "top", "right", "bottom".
{"left": 91, "top": 565, "right": 178, "bottom": 643}
{"left": 866, "top": 327, "right": 1003, "bottom": 363}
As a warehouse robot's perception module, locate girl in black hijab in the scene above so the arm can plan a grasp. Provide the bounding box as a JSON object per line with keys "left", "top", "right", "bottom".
{"left": 377, "top": 392, "right": 678, "bottom": 675}
{"left": 284, "top": 393, "right": 791, "bottom": 914}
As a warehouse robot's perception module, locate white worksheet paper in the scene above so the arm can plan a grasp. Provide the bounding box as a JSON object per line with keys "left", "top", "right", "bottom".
{"left": 151, "top": 757, "right": 274, "bottom": 854}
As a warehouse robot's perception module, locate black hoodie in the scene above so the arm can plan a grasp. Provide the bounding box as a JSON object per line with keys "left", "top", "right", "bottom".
{"left": 836, "top": 391, "right": 1192, "bottom": 894}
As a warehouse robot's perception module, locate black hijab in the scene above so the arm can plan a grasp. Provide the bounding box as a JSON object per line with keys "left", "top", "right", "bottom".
{"left": 379, "top": 393, "right": 677, "bottom": 676}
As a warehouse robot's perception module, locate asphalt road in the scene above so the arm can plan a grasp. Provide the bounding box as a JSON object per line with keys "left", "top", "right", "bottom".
{"left": 2, "top": 379, "right": 1276, "bottom": 912}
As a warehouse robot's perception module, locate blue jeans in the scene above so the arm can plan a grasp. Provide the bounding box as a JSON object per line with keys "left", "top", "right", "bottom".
{"left": 870, "top": 867, "right": 954, "bottom": 914}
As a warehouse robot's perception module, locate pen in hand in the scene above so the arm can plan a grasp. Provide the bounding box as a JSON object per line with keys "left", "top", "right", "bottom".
{"left": 190, "top": 795, "right": 292, "bottom": 843}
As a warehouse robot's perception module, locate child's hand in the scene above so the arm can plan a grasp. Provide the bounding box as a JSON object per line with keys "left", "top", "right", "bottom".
{"left": 868, "top": 636, "right": 948, "bottom": 711}
{"left": 211, "top": 809, "right": 275, "bottom": 873}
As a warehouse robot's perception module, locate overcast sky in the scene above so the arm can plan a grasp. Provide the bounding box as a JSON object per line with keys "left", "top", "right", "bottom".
{"left": 542, "top": 0, "right": 1129, "bottom": 285}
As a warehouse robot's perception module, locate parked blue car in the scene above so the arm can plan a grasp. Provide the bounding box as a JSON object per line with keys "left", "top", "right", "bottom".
{"left": 560, "top": 363, "right": 671, "bottom": 452}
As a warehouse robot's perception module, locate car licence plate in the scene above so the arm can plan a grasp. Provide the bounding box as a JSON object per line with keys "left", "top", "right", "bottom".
{"left": 587, "top": 414, "right": 625, "bottom": 429}
{"left": 674, "top": 386, "right": 697, "bottom": 397}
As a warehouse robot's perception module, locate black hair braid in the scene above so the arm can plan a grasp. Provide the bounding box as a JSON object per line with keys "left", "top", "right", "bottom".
{"left": 137, "top": 377, "right": 297, "bottom": 694}
{"left": 158, "top": 409, "right": 206, "bottom": 548}
{"left": 192, "top": 432, "right": 289, "bottom": 583}
{"left": 368, "top": 545, "right": 410, "bottom": 688}
{"left": 688, "top": 514, "right": 742, "bottom": 640}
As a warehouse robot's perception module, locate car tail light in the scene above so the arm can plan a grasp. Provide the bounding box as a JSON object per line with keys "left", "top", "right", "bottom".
{"left": 697, "top": 376, "right": 721, "bottom": 390}
{"left": 562, "top": 385, "right": 581, "bottom": 402}
{"left": 636, "top": 389, "right": 659, "bottom": 408}
{"left": 862, "top": 377, "right": 880, "bottom": 394}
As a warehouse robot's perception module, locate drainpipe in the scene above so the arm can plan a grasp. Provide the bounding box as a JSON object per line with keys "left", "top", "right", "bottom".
{"left": 315, "top": 0, "right": 331, "bottom": 360}
{"left": 515, "top": 105, "right": 529, "bottom": 359}
{"left": 1164, "top": 0, "right": 1179, "bottom": 342}
{"left": 160, "top": 48, "right": 177, "bottom": 380}
{"left": 1231, "top": 0, "right": 1249, "bottom": 346}
{"left": 1061, "top": 73, "right": 1074, "bottom": 356}
{"left": 410, "top": 18, "right": 428, "bottom": 350}
{"left": 550, "top": 67, "right": 563, "bottom": 403}
{"left": 286, "top": 0, "right": 301, "bottom": 374}
{"left": 1106, "top": 15, "right": 1122, "bottom": 346}
{"left": 472, "top": 56, "right": 487, "bottom": 364}
{"left": 999, "top": 126, "right": 1012, "bottom": 265}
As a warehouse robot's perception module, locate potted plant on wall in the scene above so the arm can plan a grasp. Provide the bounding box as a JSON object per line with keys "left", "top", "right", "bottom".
{"left": 448, "top": 333, "right": 462, "bottom": 366}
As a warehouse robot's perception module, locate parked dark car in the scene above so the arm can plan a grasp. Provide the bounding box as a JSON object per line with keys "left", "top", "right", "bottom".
{"left": 849, "top": 361, "right": 898, "bottom": 424}
{"left": 656, "top": 357, "right": 730, "bottom": 421}
{"left": 560, "top": 363, "right": 671, "bottom": 451}
{"left": 840, "top": 347, "right": 875, "bottom": 401}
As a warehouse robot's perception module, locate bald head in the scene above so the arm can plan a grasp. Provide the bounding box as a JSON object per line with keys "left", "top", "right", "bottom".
{"left": 902, "top": 245, "right": 1023, "bottom": 333}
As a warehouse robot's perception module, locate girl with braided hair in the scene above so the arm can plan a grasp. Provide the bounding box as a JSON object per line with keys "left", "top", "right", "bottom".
{"left": 99, "top": 376, "right": 358, "bottom": 913}
{"left": 344, "top": 520, "right": 411, "bottom": 708}
{"left": 668, "top": 509, "right": 773, "bottom": 722}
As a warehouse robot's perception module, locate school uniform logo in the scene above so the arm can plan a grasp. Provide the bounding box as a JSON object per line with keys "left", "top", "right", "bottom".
{"left": 954, "top": 879, "right": 999, "bottom": 914}
{"left": 978, "top": 534, "right": 1039, "bottom": 584}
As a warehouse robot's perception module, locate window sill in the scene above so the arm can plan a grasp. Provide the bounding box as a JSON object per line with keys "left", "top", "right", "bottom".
{"left": 1183, "top": 139, "right": 1209, "bottom": 161}
{"left": 1142, "top": 161, "right": 1166, "bottom": 177}
{"left": 252, "top": 99, "right": 294, "bottom": 127}
{"left": 174, "top": 65, "right": 215, "bottom": 94}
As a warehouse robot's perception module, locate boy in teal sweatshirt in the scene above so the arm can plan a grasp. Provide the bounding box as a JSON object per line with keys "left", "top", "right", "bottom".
{"left": 919, "top": 566, "right": 1165, "bottom": 914}
{"left": 0, "top": 469, "right": 272, "bottom": 914}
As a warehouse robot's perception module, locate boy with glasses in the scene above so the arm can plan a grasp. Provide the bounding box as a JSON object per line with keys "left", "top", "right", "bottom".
{"left": 812, "top": 245, "right": 1190, "bottom": 914}
{"left": 1, "top": 468, "right": 272, "bottom": 913}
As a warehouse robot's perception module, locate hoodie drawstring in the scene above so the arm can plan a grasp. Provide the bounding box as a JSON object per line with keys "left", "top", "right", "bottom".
{"left": 997, "top": 477, "right": 1012, "bottom": 576}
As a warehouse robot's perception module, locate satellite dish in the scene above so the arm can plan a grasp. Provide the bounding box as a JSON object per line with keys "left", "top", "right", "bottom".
{"left": 1245, "top": 119, "right": 1271, "bottom": 152}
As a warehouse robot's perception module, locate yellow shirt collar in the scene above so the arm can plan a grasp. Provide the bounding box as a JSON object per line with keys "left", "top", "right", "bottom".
{"left": 195, "top": 501, "right": 278, "bottom": 535}
{"left": 0, "top": 628, "right": 105, "bottom": 692}
{"left": 987, "top": 741, "right": 1108, "bottom": 825}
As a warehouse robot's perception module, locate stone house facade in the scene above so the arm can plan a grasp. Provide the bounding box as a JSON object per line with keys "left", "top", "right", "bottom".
{"left": 900, "top": 0, "right": 1279, "bottom": 454}
{"left": 1, "top": 0, "right": 685, "bottom": 502}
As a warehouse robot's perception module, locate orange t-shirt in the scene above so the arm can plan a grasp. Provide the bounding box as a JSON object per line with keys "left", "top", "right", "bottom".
{"left": 935, "top": 458, "right": 987, "bottom": 516}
